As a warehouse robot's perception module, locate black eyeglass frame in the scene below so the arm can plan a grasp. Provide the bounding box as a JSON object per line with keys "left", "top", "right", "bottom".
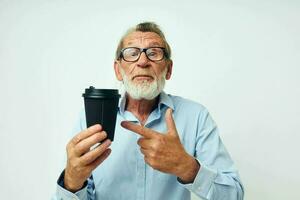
{"left": 118, "top": 47, "right": 169, "bottom": 62}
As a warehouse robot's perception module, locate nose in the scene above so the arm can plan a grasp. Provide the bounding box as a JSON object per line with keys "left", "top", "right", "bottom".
{"left": 136, "top": 52, "right": 150, "bottom": 68}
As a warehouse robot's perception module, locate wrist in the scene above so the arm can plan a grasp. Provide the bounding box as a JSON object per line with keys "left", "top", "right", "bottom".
{"left": 176, "top": 154, "right": 200, "bottom": 183}
{"left": 64, "top": 170, "right": 85, "bottom": 193}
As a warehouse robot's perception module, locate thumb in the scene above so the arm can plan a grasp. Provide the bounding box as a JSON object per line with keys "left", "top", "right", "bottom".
{"left": 165, "top": 108, "right": 178, "bottom": 135}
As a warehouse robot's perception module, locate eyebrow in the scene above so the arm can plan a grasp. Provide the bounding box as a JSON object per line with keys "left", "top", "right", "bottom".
{"left": 126, "top": 41, "right": 163, "bottom": 46}
{"left": 149, "top": 42, "right": 162, "bottom": 46}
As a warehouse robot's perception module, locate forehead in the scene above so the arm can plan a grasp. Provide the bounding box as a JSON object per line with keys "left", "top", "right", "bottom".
{"left": 123, "top": 31, "right": 164, "bottom": 47}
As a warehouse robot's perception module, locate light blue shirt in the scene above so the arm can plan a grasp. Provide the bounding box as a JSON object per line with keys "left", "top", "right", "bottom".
{"left": 54, "top": 91, "right": 244, "bottom": 200}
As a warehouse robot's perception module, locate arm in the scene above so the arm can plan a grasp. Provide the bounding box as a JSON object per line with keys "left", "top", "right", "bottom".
{"left": 179, "top": 110, "right": 244, "bottom": 200}
{"left": 52, "top": 123, "right": 111, "bottom": 200}
{"left": 121, "top": 107, "right": 244, "bottom": 200}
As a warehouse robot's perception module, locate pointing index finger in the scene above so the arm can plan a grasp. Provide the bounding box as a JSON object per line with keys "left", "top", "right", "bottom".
{"left": 165, "top": 108, "right": 176, "bottom": 131}
{"left": 121, "top": 121, "right": 157, "bottom": 138}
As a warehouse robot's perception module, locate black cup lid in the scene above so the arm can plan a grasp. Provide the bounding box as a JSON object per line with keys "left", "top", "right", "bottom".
{"left": 82, "top": 86, "right": 121, "bottom": 99}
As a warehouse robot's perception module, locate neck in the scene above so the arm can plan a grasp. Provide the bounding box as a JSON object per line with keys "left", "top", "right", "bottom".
{"left": 125, "top": 93, "right": 159, "bottom": 126}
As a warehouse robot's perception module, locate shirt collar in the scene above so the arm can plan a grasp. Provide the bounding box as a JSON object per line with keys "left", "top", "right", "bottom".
{"left": 119, "top": 91, "right": 174, "bottom": 115}
{"left": 158, "top": 91, "right": 174, "bottom": 112}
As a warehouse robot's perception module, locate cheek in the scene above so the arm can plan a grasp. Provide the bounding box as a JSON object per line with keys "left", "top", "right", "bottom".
{"left": 119, "top": 62, "right": 135, "bottom": 75}
{"left": 158, "top": 67, "right": 168, "bottom": 78}
{"left": 153, "top": 64, "right": 166, "bottom": 76}
{"left": 125, "top": 64, "right": 136, "bottom": 74}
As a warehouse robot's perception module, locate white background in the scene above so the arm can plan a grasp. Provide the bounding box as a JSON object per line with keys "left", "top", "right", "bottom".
{"left": 0, "top": 0, "right": 299, "bottom": 199}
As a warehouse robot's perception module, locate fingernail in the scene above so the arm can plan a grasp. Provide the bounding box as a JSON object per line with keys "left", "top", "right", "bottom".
{"left": 95, "top": 124, "right": 102, "bottom": 130}
{"left": 166, "top": 108, "right": 171, "bottom": 115}
{"left": 106, "top": 139, "right": 112, "bottom": 145}
{"left": 102, "top": 131, "right": 107, "bottom": 138}
{"left": 121, "top": 121, "right": 127, "bottom": 127}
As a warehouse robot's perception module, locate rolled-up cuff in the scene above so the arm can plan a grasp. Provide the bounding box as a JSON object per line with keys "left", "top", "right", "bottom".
{"left": 56, "top": 170, "right": 88, "bottom": 200}
{"left": 177, "top": 159, "right": 217, "bottom": 198}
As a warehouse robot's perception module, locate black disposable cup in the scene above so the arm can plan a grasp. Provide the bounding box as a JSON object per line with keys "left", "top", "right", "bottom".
{"left": 82, "top": 86, "right": 121, "bottom": 141}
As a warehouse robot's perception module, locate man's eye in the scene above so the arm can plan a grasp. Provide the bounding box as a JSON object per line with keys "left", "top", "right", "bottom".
{"left": 132, "top": 52, "right": 139, "bottom": 56}
{"left": 129, "top": 51, "right": 139, "bottom": 56}
{"left": 148, "top": 52, "right": 157, "bottom": 57}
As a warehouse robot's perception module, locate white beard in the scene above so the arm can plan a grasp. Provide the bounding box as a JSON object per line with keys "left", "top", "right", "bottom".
{"left": 119, "top": 67, "right": 167, "bottom": 100}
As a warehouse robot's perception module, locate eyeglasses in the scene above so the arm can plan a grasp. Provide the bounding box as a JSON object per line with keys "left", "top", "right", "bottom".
{"left": 119, "top": 47, "right": 168, "bottom": 62}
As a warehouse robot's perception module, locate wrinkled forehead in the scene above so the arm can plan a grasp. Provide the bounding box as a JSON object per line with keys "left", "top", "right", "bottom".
{"left": 123, "top": 31, "right": 165, "bottom": 47}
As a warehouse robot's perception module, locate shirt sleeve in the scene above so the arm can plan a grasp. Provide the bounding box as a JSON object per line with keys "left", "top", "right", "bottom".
{"left": 178, "top": 109, "right": 244, "bottom": 200}
{"left": 52, "top": 170, "right": 96, "bottom": 200}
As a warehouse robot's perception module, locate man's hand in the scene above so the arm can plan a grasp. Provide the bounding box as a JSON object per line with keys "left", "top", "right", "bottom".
{"left": 64, "top": 124, "right": 112, "bottom": 192}
{"left": 121, "top": 108, "right": 200, "bottom": 183}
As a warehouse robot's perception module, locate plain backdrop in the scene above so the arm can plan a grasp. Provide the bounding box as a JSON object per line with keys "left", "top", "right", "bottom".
{"left": 0, "top": 0, "right": 299, "bottom": 199}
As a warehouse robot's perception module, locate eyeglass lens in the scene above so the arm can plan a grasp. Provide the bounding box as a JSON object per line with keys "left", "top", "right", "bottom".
{"left": 122, "top": 47, "right": 164, "bottom": 62}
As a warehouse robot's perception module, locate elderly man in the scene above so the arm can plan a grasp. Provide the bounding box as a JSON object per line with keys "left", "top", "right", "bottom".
{"left": 54, "top": 22, "right": 244, "bottom": 200}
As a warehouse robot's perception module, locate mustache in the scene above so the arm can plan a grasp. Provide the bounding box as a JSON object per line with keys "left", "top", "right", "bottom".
{"left": 131, "top": 73, "right": 155, "bottom": 80}
{"left": 118, "top": 66, "right": 168, "bottom": 81}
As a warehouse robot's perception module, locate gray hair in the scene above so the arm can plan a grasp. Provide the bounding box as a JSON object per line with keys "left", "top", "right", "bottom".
{"left": 115, "top": 22, "right": 172, "bottom": 60}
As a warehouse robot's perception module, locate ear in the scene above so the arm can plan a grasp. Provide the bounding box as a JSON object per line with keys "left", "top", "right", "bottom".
{"left": 165, "top": 60, "right": 173, "bottom": 80}
{"left": 114, "top": 60, "right": 123, "bottom": 81}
